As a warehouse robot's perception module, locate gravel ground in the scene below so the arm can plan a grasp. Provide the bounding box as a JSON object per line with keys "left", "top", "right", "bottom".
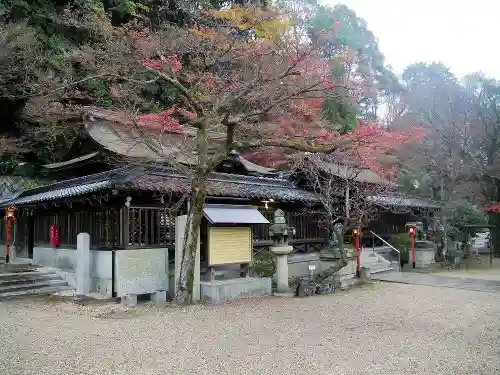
{"left": 1, "top": 282, "right": 499, "bottom": 375}
{"left": 434, "top": 267, "right": 500, "bottom": 281}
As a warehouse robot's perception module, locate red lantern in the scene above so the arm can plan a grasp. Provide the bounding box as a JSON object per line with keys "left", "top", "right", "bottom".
{"left": 50, "top": 225, "right": 60, "bottom": 247}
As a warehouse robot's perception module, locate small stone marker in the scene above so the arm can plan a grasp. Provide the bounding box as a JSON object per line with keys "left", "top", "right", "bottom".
{"left": 152, "top": 290, "right": 167, "bottom": 305}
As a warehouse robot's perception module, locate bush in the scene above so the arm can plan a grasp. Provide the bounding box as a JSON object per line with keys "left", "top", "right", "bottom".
{"left": 251, "top": 250, "right": 275, "bottom": 278}
{"left": 444, "top": 200, "right": 488, "bottom": 240}
{"left": 389, "top": 233, "right": 410, "bottom": 263}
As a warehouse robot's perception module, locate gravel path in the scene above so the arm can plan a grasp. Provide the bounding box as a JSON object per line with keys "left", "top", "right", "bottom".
{"left": 434, "top": 267, "right": 500, "bottom": 281}
{"left": 1, "top": 282, "right": 499, "bottom": 375}
{"left": 372, "top": 271, "right": 500, "bottom": 292}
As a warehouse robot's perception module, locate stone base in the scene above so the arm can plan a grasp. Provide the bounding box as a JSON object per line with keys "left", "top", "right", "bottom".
{"left": 121, "top": 294, "right": 137, "bottom": 308}
{"left": 152, "top": 290, "right": 167, "bottom": 305}
{"left": 200, "top": 277, "right": 272, "bottom": 304}
{"left": 415, "top": 248, "right": 436, "bottom": 268}
{"left": 337, "top": 274, "right": 362, "bottom": 290}
{"left": 360, "top": 267, "right": 371, "bottom": 281}
{"left": 273, "top": 291, "right": 295, "bottom": 297}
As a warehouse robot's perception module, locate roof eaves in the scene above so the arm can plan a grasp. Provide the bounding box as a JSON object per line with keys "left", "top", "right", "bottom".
{"left": 0, "top": 180, "right": 115, "bottom": 207}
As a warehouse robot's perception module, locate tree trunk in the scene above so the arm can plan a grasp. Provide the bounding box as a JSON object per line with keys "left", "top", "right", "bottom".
{"left": 316, "top": 225, "right": 348, "bottom": 282}
{"left": 487, "top": 177, "right": 500, "bottom": 257}
{"left": 174, "top": 175, "right": 207, "bottom": 305}
{"left": 174, "top": 120, "right": 209, "bottom": 305}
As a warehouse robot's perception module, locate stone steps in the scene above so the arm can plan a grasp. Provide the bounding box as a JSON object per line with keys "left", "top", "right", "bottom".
{"left": 0, "top": 285, "right": 74, "bottom": 300}
{"left": 0, "top": 270, "right": 72, "bottom": 300}
{"left": 360, "top": 248, "right": 401, "bottom": 275}
{"left": 0, "top": 270, "right": 57, "bottom": 285}
{"left": 0, "top": 279, "right": 68, "bottom": 293}
{"left": 369, "top": 263, "right": 396, "bottom": 274}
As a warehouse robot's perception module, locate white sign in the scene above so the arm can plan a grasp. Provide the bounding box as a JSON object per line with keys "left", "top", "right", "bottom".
{"left": 308, "top": 264, "right": 316, "bottom": 271}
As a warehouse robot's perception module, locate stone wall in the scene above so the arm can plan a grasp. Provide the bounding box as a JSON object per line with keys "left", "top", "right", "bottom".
{"left": 287, "top": 253, "right": 320, "bottom": 278}
{"left": 31, "top": 246, "right": 113, "bottom": 296}
{"left": 31, "top": 246, "right": 169, "bottom": 298}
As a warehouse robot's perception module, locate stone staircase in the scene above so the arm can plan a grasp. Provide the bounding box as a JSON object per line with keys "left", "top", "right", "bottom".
{"left": 0, "top": 268, "right": 73, "bottom": 300}
{"left": 361, "top": 247, "right": 398, "bottom": 274}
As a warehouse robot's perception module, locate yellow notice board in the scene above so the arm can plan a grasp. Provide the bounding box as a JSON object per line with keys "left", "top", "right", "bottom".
{"left": 208, "top": 226, "right": 252, "bottom": 265}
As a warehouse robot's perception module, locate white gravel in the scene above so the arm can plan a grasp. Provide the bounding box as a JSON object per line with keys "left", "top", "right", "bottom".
{"left": 1, "top": 282, "right": 499, "bottom": 375}
{"left": 434, "top": 267, "right": 500, "bottom": 281}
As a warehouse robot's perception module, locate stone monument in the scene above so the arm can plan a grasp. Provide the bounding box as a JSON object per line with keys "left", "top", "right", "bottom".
{"left": 268, "top": 209, "right": 295, "bottom": 294}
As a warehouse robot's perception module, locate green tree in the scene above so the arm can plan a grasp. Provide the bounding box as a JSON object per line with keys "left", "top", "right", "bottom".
{"left": 392, "top": 62, "right": 500, "bottom": 255}
{"left": 308, "top": 4, "right": 401, "bottom": 130}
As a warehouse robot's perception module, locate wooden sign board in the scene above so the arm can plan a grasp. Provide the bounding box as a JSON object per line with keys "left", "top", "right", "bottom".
{"left": 208, "top": 226, "right": 252, "bottom": 265}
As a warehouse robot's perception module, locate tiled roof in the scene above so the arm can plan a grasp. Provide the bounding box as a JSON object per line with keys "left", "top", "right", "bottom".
{"left": 0, "top": 165, "right": 441, "bottom": 209}
{"left": 367, "top": 195, "right": 441, "bottom": 209}
{"left": 0, "top": 168, "right": 129, "bottom": 207}
{"left": 129, "top": 168, "right": 318, "bottom": 202}
{"left": 84, "top": 109, "right": 276, "bottom": 175}
{"left": 305, "top": 156, "right": 397, "bottom": 186}
{"left": 1, "top": 166, "right": 317, "bottom": 207}
{"left": 6, "top": 181, "right": 113, "bottom": 206}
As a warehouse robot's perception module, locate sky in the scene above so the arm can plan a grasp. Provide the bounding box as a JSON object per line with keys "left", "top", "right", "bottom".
{"left": 322, "top": 0, "right": 500, "bottom": 79}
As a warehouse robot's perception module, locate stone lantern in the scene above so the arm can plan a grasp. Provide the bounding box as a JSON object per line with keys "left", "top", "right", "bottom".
{"left": 269, "top": 209, "right": 295, "bottom": 293}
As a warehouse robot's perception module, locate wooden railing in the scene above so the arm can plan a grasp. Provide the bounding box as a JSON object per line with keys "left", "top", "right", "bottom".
{"left": 124, "top": 206, "right": 180, "bottom": 248}
{"left": 29, "top": 206, "right": 326, "bottom": 255}
{"left": 253, "top": 210, "right": 326, "bottom": 255}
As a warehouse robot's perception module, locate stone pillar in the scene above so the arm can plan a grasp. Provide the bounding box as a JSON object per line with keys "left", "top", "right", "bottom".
{"left": 270, "top": 245, "right": 293, "bottom": 293}
{"left": 174, "top": 215, "right": 200, "bottom": 301}
{"left": 76, "top": 232, "right": 91, "bottom": 295}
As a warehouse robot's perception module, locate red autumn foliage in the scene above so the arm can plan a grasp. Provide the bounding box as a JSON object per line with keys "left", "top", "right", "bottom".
{"left": 143, "top": 55, "right": 182, "bottom": 73}
{"left": 484, "top": 203, "right": 500, "bottom": 213}
{"left": 136, "top": 107, "right": 187, "bottom": 134}
{"left": 124, "top": 8, "right": 424, "bottom": 178}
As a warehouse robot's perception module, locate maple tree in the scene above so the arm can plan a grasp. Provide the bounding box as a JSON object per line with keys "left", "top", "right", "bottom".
{"left": 106, "top": 4, "right": 424, "bottom": 304}
{"left": 291, "top": 152, "right": 416, "bottom": 280}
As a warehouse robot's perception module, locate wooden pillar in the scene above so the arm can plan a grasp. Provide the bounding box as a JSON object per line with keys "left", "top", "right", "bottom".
{"left": 120, "top": 207, "right": 130, "bottom": 249}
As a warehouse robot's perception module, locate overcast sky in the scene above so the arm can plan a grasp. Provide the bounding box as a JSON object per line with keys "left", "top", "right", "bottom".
{"left": 322, "top": 0, "right": 500, "bottom": 79}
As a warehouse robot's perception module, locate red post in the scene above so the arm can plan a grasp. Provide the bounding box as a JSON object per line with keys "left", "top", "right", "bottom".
{"left": 4, "top": 206, "right": 16, "bottom": 264}
{"left": 5, "top": 217, "right": 12, "bottom": 264}
{"left": 354, "top": 228, "right": 361, "bottom": 277}
{"left": 409, "top": 227, "right": 416, "bottom": 269}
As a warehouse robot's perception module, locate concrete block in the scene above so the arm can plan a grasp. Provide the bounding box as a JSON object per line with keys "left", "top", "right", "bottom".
{"left": 121, "top": 294, "right": 137, "bottom": 308}
{"left": 415, "top": 248, "right": 435, "bottom": 267}
{"left": 360, "top": 267, "right": 371, "bottom": 281}
{"left": 152, "top": 290, "right": 167, "bottom": 305}
{"left": 200, "top": 277, "right": 272, "bottom": 304}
